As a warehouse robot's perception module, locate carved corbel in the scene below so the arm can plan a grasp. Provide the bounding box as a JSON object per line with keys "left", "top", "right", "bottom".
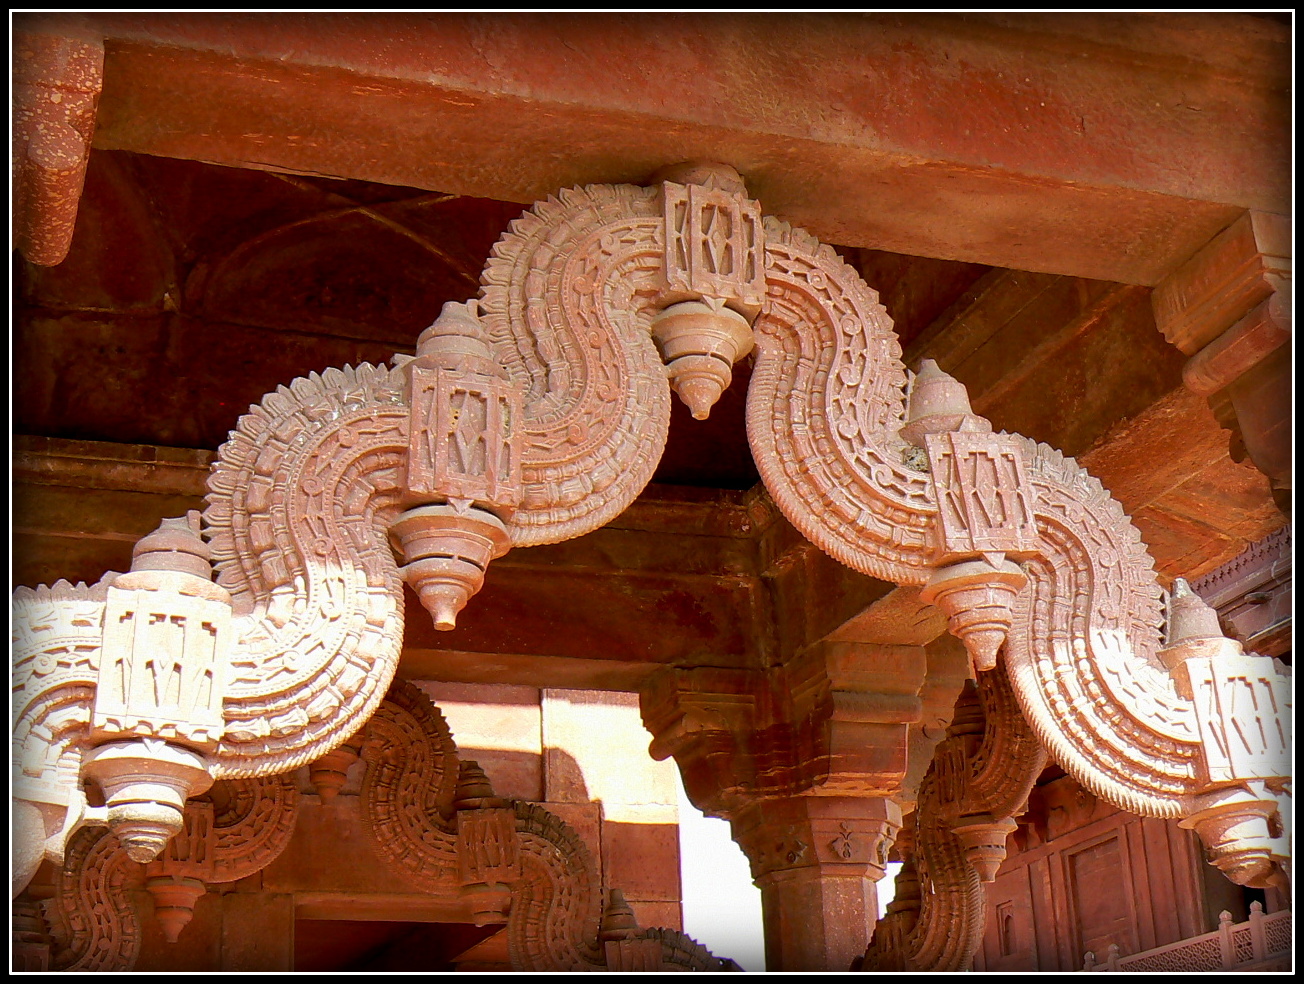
{"left": 13, "top": 27, "right": 103, "bottom": 266}
{"left": 395, "top": 300, "right": 522, "bottom": 630}
{"left": 731, "top": 202, "right": 1290, "bottom": 888}
{"left": 478, "top": 162, "right": 768, "bottom": 548}
{"left": 357, "top": 681, "right": 733, "bottom": 971}
{"left": 1152, "top": 211, "right": 1291, "bottom": 512}
{"left": 860, "top": 665, "right": 1045, "bottom": 971}
{"left": 29, "top": 774, "right": 299, "bottom": 970}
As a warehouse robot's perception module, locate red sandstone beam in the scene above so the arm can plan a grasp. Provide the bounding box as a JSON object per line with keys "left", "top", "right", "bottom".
{"left": 17, "top": 12, "right": 1289, "bottom": 285}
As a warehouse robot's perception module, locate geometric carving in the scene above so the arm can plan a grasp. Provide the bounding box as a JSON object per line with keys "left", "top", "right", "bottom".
{"left": 479, "top": 183, "right": 672, "bottom": 548}
{"left": 661, "top": 172, "right": 766, "bottom": 313}
{"left": 94, "top": 514, "right": 231, "bottom": 746}
{"left": 924, "top": 429, "right": 1038, "bottom": 565}
{"left": 405, "top": 302, "right": 522, "bottom": 510}
{"left": 46, "top": 826, "right": 143, "bottom": 972}
{"left": 1183, "top": 654, "right": 1291, "bottom": 785}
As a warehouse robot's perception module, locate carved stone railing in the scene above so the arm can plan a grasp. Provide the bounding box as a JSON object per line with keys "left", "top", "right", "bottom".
{"left": 1084, "top": 903, "right": 1291, "bottom": 972}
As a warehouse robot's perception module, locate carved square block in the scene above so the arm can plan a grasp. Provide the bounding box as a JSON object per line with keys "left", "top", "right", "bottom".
{"left": 662, "top": 180, "right": 765, "bottom": 308}
{"left": 408, "top": 364, "right": 521, "bottom": 507}
{"left": 924, "top": 431, "right": 1039, "bottom": 562}
{"left": 1185, "top": 655, "right": 1291, "bottom": 785}
{"left": 96, "top": 584, "right": 230, "bottom": 744}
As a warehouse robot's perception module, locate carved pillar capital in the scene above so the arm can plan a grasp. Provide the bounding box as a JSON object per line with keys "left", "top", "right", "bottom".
{"left": 733, "top": 795, "right": 902, "bottom": 882}
{"left": 735, "top": 795, "right": 901, "bottom": 971}
{"left": 641, "top": 645, "right": 922, "bottom": 971}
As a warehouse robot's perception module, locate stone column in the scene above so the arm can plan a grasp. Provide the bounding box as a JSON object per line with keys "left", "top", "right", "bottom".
{"left": 733, "top": 795, "right": 899, "bottom": 971}
{"left": 641, "top": 642, "right": 925, "bottom": 971}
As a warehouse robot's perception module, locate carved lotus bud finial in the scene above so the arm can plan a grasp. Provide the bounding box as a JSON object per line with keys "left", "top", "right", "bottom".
{"left": 402, "top": 300, "right": 523, "bottom": 630}
{"left": 1180, "top": 789, "right": 1283, "bottom": 889}
{"left": 599, "top": 888, "right": 641, "bottom": 942}
{"left": 651, "top": 160, "right": 765, "bottom": 420}
{"left": 920, "top": 559, "right": 1028, "bottom": 673}
{"left": 950, "top": 815, "right": 1018, "bottom": 882}
{"left": 81, "top": 740, "right": 212, "bottom": 863}
{"left": 415, "top": 299, "right": 495, "bottom": 363}
{"left": 308, "top": 744, "right": 361, "bottom": 803}
{"left": 651, "top": 300, "right": 755, "bottom": 419}
{"left": 901, "top": 360, "right": 989, "bottom": 447}
{"left": 1159, "top": 577, "right": 1244, "bottom": 677}
{"left": 392, "top": 502, "right": 511, "bottom": 631}
{"left": 129, "top": 510, "right": 212, "bottom": 579}
{"left": 454, "top": 760, "right": 506, "bottom": 811}
{"left": 1166, "top": 578, "right": 1226, "bottom": 646}
{"left": 80, "top": 512, "right": 228, "bottom": 863}
{"left": 146, "top": 875, "right": 207, "bottom": 943}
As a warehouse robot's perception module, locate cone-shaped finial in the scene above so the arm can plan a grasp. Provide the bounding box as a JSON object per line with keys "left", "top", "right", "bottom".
{"left": 1166, "top": 578, "right": 1224, "bottom": 646}
{"left": 131, "top": 511, "right": 212, "bottom": 579}
{"left": 454, "top": 760, "right": 506, "bottom": 811}
{"left": 416, "top": 299, "right": 493, "bottom": 361}
{"left": 651, "top": 301, "right": 754, "bottom": 421}
{"left": 599, "top": 889, "right": 641, "bottom": 942}
{"left": 146, "top": 876, "right": 206, "bottom": 943}
{"left": 901, "top": 360, "right": 987, "bottom": 446}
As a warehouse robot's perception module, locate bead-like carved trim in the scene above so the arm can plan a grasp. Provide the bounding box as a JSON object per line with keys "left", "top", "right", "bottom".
{"left": 205, "top": 364, "right": 411, "bottom": 777}
{"left": 479, "top": 183, "right": 672, "bottom": 547}
{"left": 747, "top": 218, "right": 938, "bottom": 586}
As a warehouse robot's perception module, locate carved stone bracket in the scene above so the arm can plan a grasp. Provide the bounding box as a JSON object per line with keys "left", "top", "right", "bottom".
{"left": 860, "top": 664, "right": 1046, "bottom": 972}
{"left": 1152, "top": 211, "right": 1291, "bottom": 512}
{"left": 30, "top": 773, "right": 299, "bottom": 970}
{"left": 357, "top": 680, "right": 735, "bottom": 972}
{"left": 13, "top": 162, "right": 1292, "bottom": 959}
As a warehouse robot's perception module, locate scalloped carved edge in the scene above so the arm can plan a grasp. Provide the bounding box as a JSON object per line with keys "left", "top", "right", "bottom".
{"left": 479, "top": 182, "right": 672, "bottom": 547}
